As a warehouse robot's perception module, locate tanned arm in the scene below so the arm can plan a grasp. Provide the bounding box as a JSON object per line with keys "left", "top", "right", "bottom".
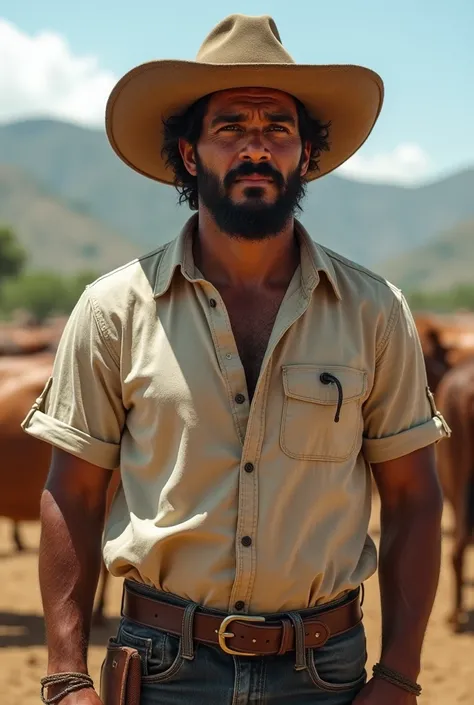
{"left": 39, "top": 447, "right": 113, "bottom": 704}
{"left": 355, "top": 444, "right": 443, "bottom": 703}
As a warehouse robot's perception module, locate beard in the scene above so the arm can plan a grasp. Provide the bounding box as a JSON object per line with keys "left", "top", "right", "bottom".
{"left": 195, "top": 154, "right": 307, "bottom": 241}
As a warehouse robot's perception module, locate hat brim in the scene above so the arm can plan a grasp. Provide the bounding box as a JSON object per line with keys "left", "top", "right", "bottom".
{"left": 105, "top": 60, "right": 384, "bottom": 185}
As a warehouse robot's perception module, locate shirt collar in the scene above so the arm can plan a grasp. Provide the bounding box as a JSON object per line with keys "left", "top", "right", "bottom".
{"left": 153, "top": 213, "right": 342, "bottom": 301}
{"left": 293, "top": 219, "right": 342, "bottom": 300}
{"left": 153, "top": 214, "right": 199, "bottom": 297}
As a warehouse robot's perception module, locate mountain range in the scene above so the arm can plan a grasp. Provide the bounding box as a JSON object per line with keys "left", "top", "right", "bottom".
{"left": 379, "top": 219, "right": 474, "bottom": 292}
{"left": 0, "top": 164, "right": 137, "bottom": 273}
{"left": 0, "top": 118, "right": 473, "bottom": 290}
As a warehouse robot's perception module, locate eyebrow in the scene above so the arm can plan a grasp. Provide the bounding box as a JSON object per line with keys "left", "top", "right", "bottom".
{"left": 264, "top": 112, "right": 296, "bottom": 126}
{"left": 210, "top": 113, "right": 246, "bottom": 128}
{"left": 210, "top": 111, "right": 296, "bottom": 128}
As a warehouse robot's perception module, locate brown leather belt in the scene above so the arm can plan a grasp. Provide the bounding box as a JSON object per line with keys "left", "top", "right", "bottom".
{"left": 121, "top": 584, "right": 363, "bottom": 657}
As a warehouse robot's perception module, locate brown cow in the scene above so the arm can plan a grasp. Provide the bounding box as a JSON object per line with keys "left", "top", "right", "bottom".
{"left": 435, "top": 357, "right": 474, "bottom": 632}
{"left": 422, "top": 327, "right": 452, "bottom": 394}
{"left": 0, "top": 321, "right": 64, "bottom": 357}
{"left": 0, "top": 353, "right": 55, "bottom": 551}
{"left": 415, "top": 312, "right": 474, "bottom": 393}
{"left": 0, "top": 355, "right": 120, "bottom": 625}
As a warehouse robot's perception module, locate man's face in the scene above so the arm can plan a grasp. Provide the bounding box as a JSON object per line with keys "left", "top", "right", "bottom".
{"left": 179, "top": 87, "right": 311, "bottom": 240}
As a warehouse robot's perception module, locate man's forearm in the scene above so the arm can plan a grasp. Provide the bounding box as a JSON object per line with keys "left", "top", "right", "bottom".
{"left": 39, "top": 485, "right": 106, "bottom": 674}
{"left": 377, "top": 495, "right": 443, "bottom": 681}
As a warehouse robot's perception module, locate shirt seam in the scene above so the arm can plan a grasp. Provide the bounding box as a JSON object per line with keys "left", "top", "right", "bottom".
{"left": 323, "top": 248, "right": 398, "bottom": 288}
{"left": 87, "top": 243, "right": 169, "bottom": 290}
{"left": 87, "top": 291, "right": 121, "bottom": 370}
{"left": 374, "top": 293, "right": 401, "bottom": 364}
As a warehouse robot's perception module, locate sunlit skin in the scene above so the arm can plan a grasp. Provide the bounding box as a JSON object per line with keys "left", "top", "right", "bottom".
{"left": 179, "top": 87, "right": 311, "bottom": 290}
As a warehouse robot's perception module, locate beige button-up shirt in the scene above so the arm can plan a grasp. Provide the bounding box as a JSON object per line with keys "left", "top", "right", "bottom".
{"left": 22, "top": 215, "right": 449, "bottom": 614}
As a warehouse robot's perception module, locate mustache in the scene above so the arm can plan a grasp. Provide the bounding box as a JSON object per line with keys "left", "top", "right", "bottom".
{"left": 223, "top": 162, "right": 285, "bottom": 190}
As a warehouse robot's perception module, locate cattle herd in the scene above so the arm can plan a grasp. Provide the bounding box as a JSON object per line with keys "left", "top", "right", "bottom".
{"left": 0, "top": 316, "right": 119, "bottom": 625}
{"left": 0, "top": 310, "right": 473, "bottom": 633}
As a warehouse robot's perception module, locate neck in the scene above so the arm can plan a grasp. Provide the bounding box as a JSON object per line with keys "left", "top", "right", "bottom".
{"left": 193, "top": 205, "right": 300, "bottom": 289}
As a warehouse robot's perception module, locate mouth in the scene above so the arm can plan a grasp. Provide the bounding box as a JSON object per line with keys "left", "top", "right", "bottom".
{"left": 235, "top": 175, "right": 273, "bottom": 184}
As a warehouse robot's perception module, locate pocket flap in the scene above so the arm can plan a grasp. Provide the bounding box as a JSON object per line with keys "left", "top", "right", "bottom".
{"left": 282, "top": 365, "right": 367, "bottom": 405}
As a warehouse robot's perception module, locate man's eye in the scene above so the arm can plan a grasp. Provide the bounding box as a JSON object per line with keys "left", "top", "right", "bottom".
{"left": 217, "top": 124, "right": 288, "bottom": 133}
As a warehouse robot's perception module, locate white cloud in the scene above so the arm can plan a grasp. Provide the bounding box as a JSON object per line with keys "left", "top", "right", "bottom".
{"left": 337, "top": 143, "right": 432, "bottom": 186}
{"left": 0, "top": 18, "right": 116, "bottom": 127}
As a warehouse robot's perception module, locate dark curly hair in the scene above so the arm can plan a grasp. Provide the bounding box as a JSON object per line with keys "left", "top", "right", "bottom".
{"left": 161, "top": 93, "right": 331, "bottom": 211}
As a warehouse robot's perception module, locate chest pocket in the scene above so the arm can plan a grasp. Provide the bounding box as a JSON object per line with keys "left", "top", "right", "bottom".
{"left": 280, "top": 365, "right": 367, "bottom": 462}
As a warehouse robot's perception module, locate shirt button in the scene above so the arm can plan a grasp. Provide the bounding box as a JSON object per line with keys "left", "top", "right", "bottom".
{"left": 225, "top": 353, "right": 232, "bottom": 360}
{"left": 209, "top": 298, "right": 217, "bottom": 308}
{"left": 241, "top": 536, "right": 252, "bottom": 547}
{"left": 235, "top": 393, "right": 245, "bottom": 404}
{"left": 235, "top": 601, "right": 245, "bottom": 611}
{"left": 244, "top": 462, "right": 254, "bottom": 473}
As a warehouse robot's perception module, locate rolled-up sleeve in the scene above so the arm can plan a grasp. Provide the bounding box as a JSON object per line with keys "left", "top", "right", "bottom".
{"left": 362, "top": 292, "right": 451, "bottom": 464}
{"left": 21, "top": 288, "right": 126, "bottom": 469}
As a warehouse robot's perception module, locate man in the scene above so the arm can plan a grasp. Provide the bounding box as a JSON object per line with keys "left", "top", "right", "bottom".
{"left": 24, "top": 13, "right": 450, "bottom": 705}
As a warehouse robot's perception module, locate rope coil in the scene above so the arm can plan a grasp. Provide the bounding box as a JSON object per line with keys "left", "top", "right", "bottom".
{"left": 40, "top": 672, "right": 94, "bottom": 704}
{"left": 372, "top": 662, "right": 422, "bottom": 696}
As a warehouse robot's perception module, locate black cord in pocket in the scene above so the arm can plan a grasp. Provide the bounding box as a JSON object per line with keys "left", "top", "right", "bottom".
{"left": 320, "top": 372, "right": 343, "bottom": 423}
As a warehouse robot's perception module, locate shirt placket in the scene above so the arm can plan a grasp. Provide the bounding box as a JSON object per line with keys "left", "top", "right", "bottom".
{"left": 196, "top": 274, "right": 316, "bottom": 616}
{"left": 232, "top": 289, "right": 317, "bottom": 615}
{"left": 199, "top": 284, "right": 250, "bottom": 444}
{"left": 195, "top": 279, "right": 264, "bottom": 615}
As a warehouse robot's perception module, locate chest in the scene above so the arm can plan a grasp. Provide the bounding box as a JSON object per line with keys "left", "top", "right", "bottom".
{"left": 123, "top": 279, "right": 371, "bottom": 427}
{"left": 222, "top": 291, "right": 286, "bottom": 399}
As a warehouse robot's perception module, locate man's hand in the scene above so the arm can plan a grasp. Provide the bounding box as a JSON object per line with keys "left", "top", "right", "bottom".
{"left": 353, "top": 677, "right": 417, "bottom": 704}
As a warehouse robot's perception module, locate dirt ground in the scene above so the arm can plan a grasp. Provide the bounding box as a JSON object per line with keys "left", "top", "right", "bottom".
{"left": 0, "top": 494, "right": 472, "bottom": 704}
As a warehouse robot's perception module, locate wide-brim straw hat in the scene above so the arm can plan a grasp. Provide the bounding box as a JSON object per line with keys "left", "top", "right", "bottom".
{"left": 105, "top": 14, "right": 384, "bottom": 185}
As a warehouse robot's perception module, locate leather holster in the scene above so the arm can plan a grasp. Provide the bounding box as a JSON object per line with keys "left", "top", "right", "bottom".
{"left": 100, "top": 639, "right": 142, "bottom": 705}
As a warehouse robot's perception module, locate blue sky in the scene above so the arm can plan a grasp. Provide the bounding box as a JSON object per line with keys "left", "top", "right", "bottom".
{"left": 1, "top": 0, "right": 473, "bottom": 185}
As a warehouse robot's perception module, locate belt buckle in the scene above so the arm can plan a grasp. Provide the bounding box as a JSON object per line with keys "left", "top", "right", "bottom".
{"left": 217, "top": 614, "right": 265, "bottom": 656}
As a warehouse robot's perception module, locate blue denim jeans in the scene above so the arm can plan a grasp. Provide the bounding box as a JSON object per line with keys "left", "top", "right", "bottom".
{"left": 114, "top": 581, "right": 367, "bottom": 704}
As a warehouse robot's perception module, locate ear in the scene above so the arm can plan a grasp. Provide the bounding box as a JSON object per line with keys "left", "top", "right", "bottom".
{"left": 179, "top": 138, "right": 197, "bottom": 176}
{"left": 299, "top": 140, "right": 312, "bottom": 177}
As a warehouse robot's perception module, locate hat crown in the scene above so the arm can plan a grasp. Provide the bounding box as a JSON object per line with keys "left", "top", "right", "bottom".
{"left": 196, "top": 14, "right": 295, "bottom": 65}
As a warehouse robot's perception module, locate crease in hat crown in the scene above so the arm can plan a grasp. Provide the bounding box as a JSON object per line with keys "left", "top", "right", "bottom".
{"left": 196, "top": 14, "right": 295, "bottom": 65}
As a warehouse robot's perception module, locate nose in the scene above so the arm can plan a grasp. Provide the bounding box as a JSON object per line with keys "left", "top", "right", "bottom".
{"left": 239, "top": 131, "right": 271, "bottom": 163}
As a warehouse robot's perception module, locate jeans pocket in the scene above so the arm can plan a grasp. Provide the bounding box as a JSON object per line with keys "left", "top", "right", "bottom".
{"left": 117, "top": 617, "right": 185, "bottom": 683}
{"left": 307, "top": 622, "right": 367, "bottom": 693}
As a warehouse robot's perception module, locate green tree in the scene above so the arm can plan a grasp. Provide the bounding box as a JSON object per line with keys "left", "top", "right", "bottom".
{"left": 0, "top": 226, "right": 27, "bottom": 283}
{"left": 406, "top": 284, "right": 474, "bottom": 313}
{"left": 0, "top": 269, "right": 100, "bottom": 322}
{"left": 0, "top": 272, "right": 68, "bottom": 322}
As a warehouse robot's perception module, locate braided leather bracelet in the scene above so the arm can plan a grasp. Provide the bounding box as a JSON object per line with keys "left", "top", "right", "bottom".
{"left": 373, "top": 663, "right": 422, "bottom": 696}
{"left": 40, "top": 672, "right": 94, "bottom": 704}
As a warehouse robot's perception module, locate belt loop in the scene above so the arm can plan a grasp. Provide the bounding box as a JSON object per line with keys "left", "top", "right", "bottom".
{"left": 277, "top": 617, "right": 293, "bottom": 656}
{"left": 360, "top": 583, "right": 365, "bottom": 609}
{"left": 180, "top": 602, "right": 198, "bottom": 660}
{"left": 120, "top": 583, "right": 126, "bottom": 617}
{"left": 287, "top": 612, "right": 307, "bottom": 671}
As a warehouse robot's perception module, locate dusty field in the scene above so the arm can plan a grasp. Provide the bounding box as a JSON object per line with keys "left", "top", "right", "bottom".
{"left": 0, "top": 495, "right": 472, "bottom": 704}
